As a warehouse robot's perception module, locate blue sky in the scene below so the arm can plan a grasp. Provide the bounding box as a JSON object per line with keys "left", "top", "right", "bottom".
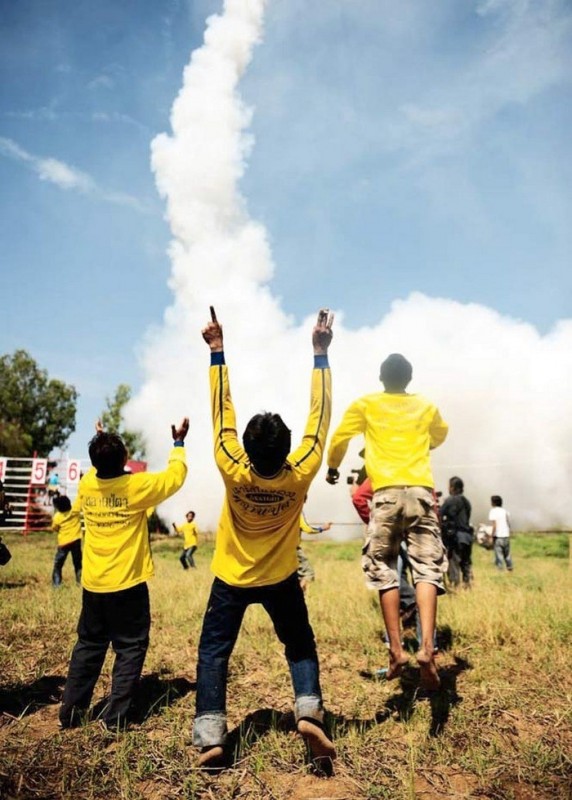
{"left": 1, "top": 0, "right": 571, "bottom": 457}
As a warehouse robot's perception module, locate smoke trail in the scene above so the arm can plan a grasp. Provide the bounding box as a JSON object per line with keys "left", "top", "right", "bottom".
{"left": 128, "top": 0, "right": 572, "bottom": 533}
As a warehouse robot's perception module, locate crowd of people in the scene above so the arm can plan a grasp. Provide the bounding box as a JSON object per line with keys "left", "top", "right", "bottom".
{"left": 2, "top": 307, "right": 515, "bottom": 775}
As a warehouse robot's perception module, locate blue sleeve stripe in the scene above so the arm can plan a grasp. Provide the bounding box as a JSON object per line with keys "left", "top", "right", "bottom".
{"left": 211, "top": 351, "right": 225, "bottom": 366}
{"left": 314, "top": 355, "right": 329, "bottom": 369}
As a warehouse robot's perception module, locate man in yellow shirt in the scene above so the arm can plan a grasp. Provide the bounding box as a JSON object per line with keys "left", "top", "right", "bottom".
{"left": 326, "top": 353, "right": 448, "bottom": 689}
{"left": 59, "top": 417, "right": 189, "bottom": 730}
{"left": 173, "top": 510, "right": 199, "bottom": 569}
{"left": 51, "top": 494, "right": 83, "bottom": 586}
{"left": 194, "top": 308, "right": 335, "bottom": 771}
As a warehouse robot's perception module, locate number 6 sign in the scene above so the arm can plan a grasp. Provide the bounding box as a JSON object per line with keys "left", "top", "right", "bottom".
{"left": 67, "top": 460, "right": 81, "bottom": 484}
{"left": 31, "top": 458, "right": 48, "bottom": 485}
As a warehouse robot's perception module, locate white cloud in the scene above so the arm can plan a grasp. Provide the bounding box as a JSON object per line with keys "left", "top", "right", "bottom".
{"left": 36, "top": 157, "right": 93, "bottom": 191}
{"left": 88, "top": 74, "right": 115, "bottom": 91}
{"left": 129, "top": 0, "right": 572, "bottom": 534}
{"left": 0, "top": 135, "right": 149, "bottom": 211}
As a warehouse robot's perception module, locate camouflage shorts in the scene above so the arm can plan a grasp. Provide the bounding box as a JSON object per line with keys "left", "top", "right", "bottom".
{"left": 362, "top": 486, "right": 447, "bottom": 594}
{"left": 296, "top": 546, "right": 315, "bottom": 582}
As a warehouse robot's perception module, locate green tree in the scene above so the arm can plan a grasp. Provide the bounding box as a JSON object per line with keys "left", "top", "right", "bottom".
{"left": 0, "top": 350, "right": 78, "bottom": 456}
{"left": 100, "top": 383, "right": 146, "bottom": 460}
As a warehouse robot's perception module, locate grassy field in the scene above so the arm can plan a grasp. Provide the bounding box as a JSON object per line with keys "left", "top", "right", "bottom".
{"left": 0, "top": 531, "right": 570, "bottom": 799}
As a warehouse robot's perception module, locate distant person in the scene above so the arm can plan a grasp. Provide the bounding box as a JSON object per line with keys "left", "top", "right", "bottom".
{"left": 326, "top": 353, "right": 448, "bottom": 689}
{"left": 0, "top": 479, "right": 13, "bottom": 527}
{"left": 489, "top": 495, "right": 513, "bottom": 571}
{"left": 173, "top": 510, "right": 199, "bottom": 569}
{"left": 297, "top": 511, "right": 332, "bottom": 592}
{"left": 47, "top": 470, "right": 60, "bottom": 499}
{"left": 51, "top": 495, "right": 82, "bottom": 586}
{"left": 193, "top": 308, "right": 336, "bottom": 771}
{"left": 59, "top": 417, "right": 188, "bottom": 731}
{"left": 440, "top": 477, "right": 473, "bottom": 588}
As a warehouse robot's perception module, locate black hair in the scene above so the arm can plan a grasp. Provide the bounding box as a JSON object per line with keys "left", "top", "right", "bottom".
{"left": 379, "top": 353, "right": 412, "bottom": 392}
{"left": 53, "top": 495, "right": 72, "bottom": 513}
{"left": 491, "top": 495, "right": 503, "bottom": 507}
{"left": 186, "top": 510, "right": 195, "bottom": 519}
{"left": 243, "top": 412, "right": 291, "bottom": 477}
{"left": 88, "top": 431, "right": 128, "bottom": 478}
{"left": 449, "top": 476, "right": 464, "bottom": 494}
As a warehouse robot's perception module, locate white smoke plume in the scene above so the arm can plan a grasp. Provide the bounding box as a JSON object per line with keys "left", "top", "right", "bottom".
{"left": 128, "top": 0, "right": 572, "bottom": 534}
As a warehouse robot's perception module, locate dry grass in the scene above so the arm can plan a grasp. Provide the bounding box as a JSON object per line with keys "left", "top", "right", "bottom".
{"left": 0, "top": 531, "right": 570, "bottom": 799}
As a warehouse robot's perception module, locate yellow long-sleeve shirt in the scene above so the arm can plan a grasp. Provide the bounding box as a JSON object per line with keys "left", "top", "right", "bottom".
{"left": 299, "top": 513, "right": 321, "bottom": 536}
{"left": 52, "top": 510, "right": 82, "bottom": 547}
{"left": 209, "top": 352, "right": 331, "bottom": 587}
{"left": 327, "top": 392, "right": 447, "bottom": 491}
{"left": 73, "top": 446, "right": 187, "bottom": 592}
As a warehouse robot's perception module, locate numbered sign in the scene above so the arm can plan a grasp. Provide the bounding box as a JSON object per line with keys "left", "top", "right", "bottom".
{"left": 31, "top": 458, "right": 48, "bottom": 485}
{"left": 0, "top": 457, "right": 6, "bottom": 481}
{"left": 67, "top": 459, "right": 81, "bottom": 484}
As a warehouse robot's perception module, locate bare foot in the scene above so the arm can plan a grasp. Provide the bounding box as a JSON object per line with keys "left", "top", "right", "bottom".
{"left": 416, "top": 649, "right": 440, "bottom": 690}
{"left": 386, "top": 649, "right": 409, "bottom": 680}
{"left": 197, "top": 745, "right": 224, "bottom": 769}
{"left": 297, "top": 719, "right": 336, "bottom": 773}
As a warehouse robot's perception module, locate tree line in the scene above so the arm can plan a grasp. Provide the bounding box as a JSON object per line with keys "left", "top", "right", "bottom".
{"left": 0, "top": 350, "right": 145, "bottom": 458}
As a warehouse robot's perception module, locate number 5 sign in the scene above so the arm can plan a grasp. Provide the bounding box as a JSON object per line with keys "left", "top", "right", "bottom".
{"left": 31, "top": 459, "right": 48, "bottom": 485}
{"left": 67, "top": 460, "right": 81, "bottom": 484}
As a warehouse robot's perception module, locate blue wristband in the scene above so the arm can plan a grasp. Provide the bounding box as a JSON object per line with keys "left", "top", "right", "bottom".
{"left": 173, "top": 441, "right": 185, "bottom": 447}
{"left": 211, "top": 351, "right": 225, "bottom": 365}
{"left": 314, "top": 354, "right": 329, "bottom": 369}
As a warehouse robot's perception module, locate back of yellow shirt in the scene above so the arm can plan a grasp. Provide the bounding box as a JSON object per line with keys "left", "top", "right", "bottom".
{"left": 328, "top": 392, "right": 448, "bottom": 490}
{"left": 52, "top": 510, "right": 82, "bottom": 547}
{"left": 73, "top": 447, "right": 187, "bottom": 593}
{"left": 209, "top": 354, "right": 331, "bottom": 587}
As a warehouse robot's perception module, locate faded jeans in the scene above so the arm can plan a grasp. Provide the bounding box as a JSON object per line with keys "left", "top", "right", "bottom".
{"left": 193, "top": 573, "right": 323, "bottom": 748}
{"left": 494, "top": 537, "right": 513, "bottom": 570}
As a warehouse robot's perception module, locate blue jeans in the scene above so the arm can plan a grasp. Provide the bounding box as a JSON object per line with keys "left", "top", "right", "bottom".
{"left": 180, "top": 545, "right": 197, "bottom": 569}
{"left": 53, "top": 539, "right": 82, "bottom": 586}
{"left": 193, "top": 573, "right": 323, "bottom": 748}
{"left": 494, "top": 538, "right": 513, "bottom": 570}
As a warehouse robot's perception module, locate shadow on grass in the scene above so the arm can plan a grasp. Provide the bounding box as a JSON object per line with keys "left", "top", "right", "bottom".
{"left": 92, "top": 673, "right": 196, "bottom": 724}
{"left": 0, "top": 580, "right": 30, "bottom": 590}
{"left": 358, "top": 655, "right": 471, "bottom": 737}
{"left": 0, "top": 675, "right": 66, "bottom": 717}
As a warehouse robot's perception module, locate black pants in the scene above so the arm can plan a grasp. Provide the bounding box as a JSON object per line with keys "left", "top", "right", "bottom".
{"left": 447, "top": 538, "right": 473, "bottom": 587}
{"left": 53, "top": 539, "right": 82, "bottom": 586}
{"left": 60, "top": 583, "right": 150, "bottom": 729}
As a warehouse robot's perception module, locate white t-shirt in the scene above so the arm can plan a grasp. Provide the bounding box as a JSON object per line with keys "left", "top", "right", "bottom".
{"left": 489, "top": 506, "right": 510, "bottom": 537}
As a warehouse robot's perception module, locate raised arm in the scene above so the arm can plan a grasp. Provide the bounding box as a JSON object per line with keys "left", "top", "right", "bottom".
{"left": 289, "top": 310, "right": 334, "bottom": 478}
{"left": 202, "top": 307, "right": 249, "bottom": 476}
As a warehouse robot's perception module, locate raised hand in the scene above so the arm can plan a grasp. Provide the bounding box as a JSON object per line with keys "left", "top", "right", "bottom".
{"left": 171, "top": 417, "right": 190, "bottom": 442}
{"left": 312, "top": 308, "right": 334, "bottom": 355}
{"left": 202, "top": 305, "right": 224, "bottom": 352}
{"left": 95, "top": 419, "right": 104, "bottom": 435}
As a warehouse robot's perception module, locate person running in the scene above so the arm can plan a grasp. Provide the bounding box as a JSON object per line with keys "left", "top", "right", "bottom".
{"left": 326, "top": 353, "right": 448, "bottom": 690}
{"left": 193, "top": 307, "right": 336, "bottom": 771}
{"left": 51, "top": 495, "right": 82, "bottom": 586}
{"left": 173, "top": 511, "right": 199, "bottom": 569}
{"left": 59, "top": 418, "right": 188, "bottom": 730}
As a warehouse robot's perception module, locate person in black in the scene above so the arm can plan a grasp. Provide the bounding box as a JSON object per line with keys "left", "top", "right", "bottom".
{"left": 440, "top": 476, "right": 473, "bottom": 588}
